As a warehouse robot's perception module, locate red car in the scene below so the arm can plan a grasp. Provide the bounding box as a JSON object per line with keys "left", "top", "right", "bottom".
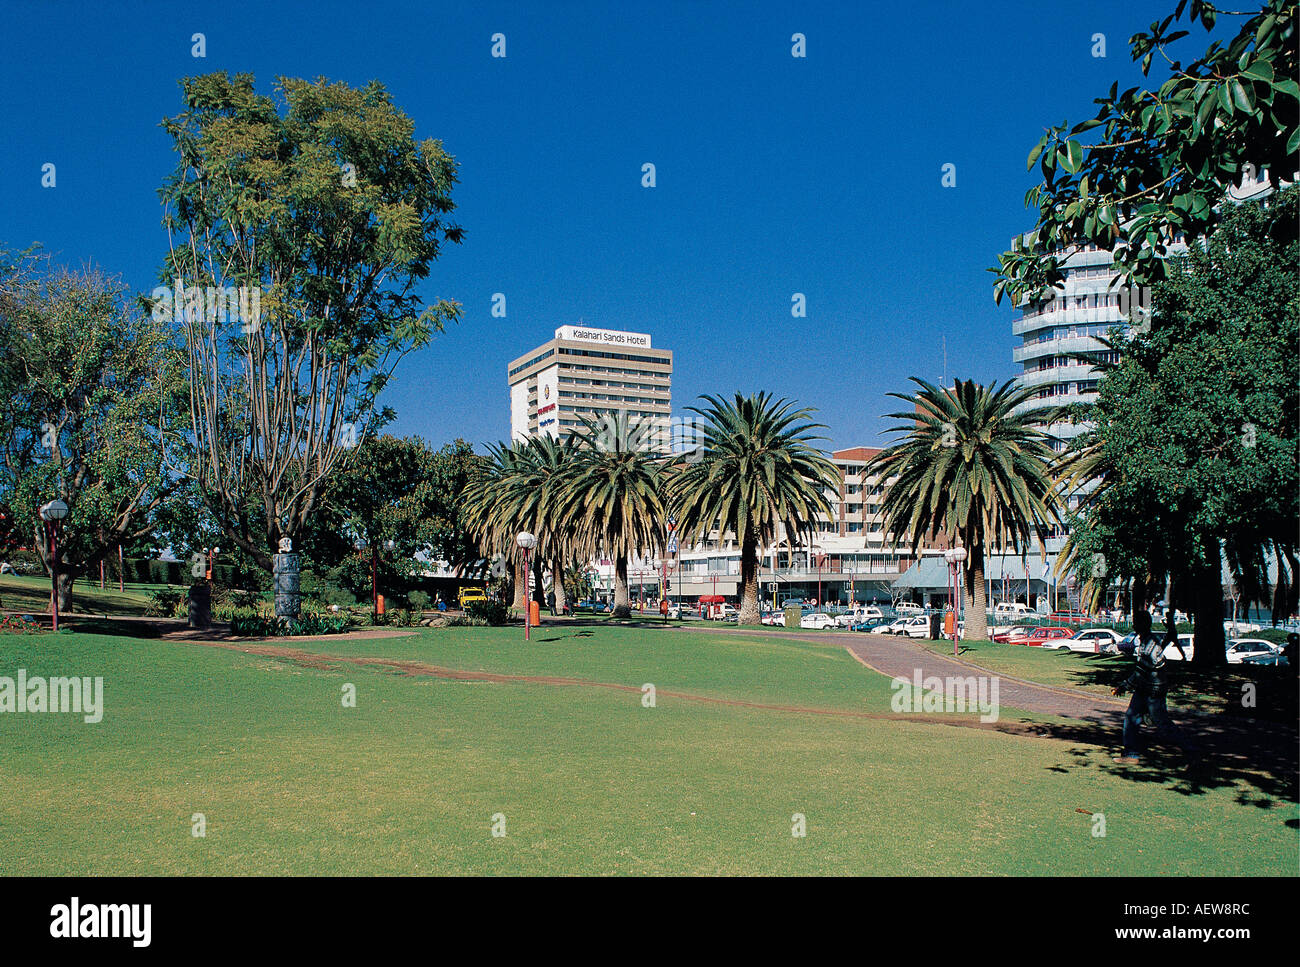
{"left": 1026, "top": 627, "right": 1074, "bottom": 645}
{"left": 992, "top": 626, "right": 1033, "bottom": 644}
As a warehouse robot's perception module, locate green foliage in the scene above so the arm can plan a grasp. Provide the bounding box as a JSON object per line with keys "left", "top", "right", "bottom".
{"left": 157, "top": 73, "right": 463, "bottom": 570}
{"left": 145, "top": 588, "right": 184, "bottom": 618}
{"left": 1056, "top": 187, "right": 1299, "bottom": 646}
{"left": 868, "top": 378, "right": 1063, "bottom": 640}
{"left": 667, "top": 392, "right": 839, "bottom": 623}
{"left": 407, "top": 590, "right": 430, "bottom": 611}
{"left": 994, "top": 0, "right": 1299, "bottom": 304}
{"left": 227, "top": 609, "right": 352, "bottom": 637}
{"left": 0, "top": 257, "right": 186, "bottom": 611}
{"left": 465, "top": 598, "right": 510, "bottom": 626}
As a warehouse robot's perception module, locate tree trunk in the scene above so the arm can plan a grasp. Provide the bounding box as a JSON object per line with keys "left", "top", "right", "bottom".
{"left": 552, "top": 560, "right": 567, "bottom": 613}
{"left": 1272, "top": 546, "right": 1292, "bottom": 626}
{"left": 963, "top": 545, "right": 989, "bottom": 641}
{"left": 512, "top": 558, "right": 526, "bottom": 611}
{"left": 57, "top": 571, "right": 76, "bottom": 614}
{"left": 532, "top": 556, "right": 546, "bottom": 607}
{"left": 612, "top": 554, "right": 631, "bottom": 618}
{"left": 1191, "top": 534, "right": 1226, "bottom": 667}
{"left": 738, "top": 536, "right": 760, "bottom": 625}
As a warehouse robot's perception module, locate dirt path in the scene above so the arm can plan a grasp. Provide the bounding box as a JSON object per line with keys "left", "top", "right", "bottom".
{"left": 173, "top": 635, "right": 1064, "bottom": 740}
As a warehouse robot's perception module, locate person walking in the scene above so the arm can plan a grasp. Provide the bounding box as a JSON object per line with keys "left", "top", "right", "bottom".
{"left": 1111, "top": 610, "right": 1199, "bottom": 766}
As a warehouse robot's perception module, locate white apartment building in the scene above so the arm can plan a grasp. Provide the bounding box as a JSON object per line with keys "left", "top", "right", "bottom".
{"left": 507, "top": 325, "right": 672, "bottom": 444}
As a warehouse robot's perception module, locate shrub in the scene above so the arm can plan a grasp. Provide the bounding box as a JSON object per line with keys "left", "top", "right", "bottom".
{"left": 146, "top": 588, "right": 184, "bottom": 617}
{"left": 465, "top": 598, "right": 509, "bottom": 626}
{"left": 408, "top": 590, "right": 430, "bottom": 612}
{"left": 228, "top": 609, "right": 351, "bottom": 637}
{"left": 4, "top": 549, "right": 42, "bottom": 575}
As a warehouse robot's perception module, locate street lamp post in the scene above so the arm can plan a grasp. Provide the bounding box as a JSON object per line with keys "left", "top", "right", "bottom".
{"left": 944, "top": 546, "right": 967, "bottom": 655}
{"left": 517, "top": 532, "right": 536, "bottom": 641}
{"left": 40, "top": 499, "right": 69, "bottom": 631}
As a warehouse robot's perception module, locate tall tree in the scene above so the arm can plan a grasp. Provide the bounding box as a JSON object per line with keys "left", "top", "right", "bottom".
{"left": 993, "top": 0, "right": 1298, "bottom": 305}
{"left": 1052, "top": 187, "right": 1299, "bottom": 662}
{"left": 0, "top": 260, "right": 184, "bottom": 611}
{"left": 556, "top": 413, "right": 666, "bottom": 619}
{"left": 868, "top": 379, "right": 1062, "bottom": 642}
{"left": 157, "top": 72, "right": 463, "bottom": 571}
{"left": 667, "top": 392, "right": 838, "bottom": 625}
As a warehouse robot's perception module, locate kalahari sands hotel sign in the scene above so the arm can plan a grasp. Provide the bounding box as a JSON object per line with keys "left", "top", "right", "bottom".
{"left": 507, "top": 325, "right": 672, "bottom": 444}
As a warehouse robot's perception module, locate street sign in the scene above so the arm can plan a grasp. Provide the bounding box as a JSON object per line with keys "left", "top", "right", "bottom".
{"left": 667, "top": 535, "right": 678, "bottom": 553}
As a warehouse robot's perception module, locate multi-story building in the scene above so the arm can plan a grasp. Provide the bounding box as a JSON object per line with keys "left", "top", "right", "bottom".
{"left": 507, "top": 325, "right": 672, "bottom": 445}
{"left": 607, "top": 447, "right": 926, "bottom": 608}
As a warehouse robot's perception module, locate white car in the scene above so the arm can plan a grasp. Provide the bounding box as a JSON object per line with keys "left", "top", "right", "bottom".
{"left": 991, "top": 603, "right": 1034, "bottom": 619}
{"left": 800, "top": 612, "right": 837, "bottom": 630}
{"left": 1051, "top": 628, "right": 1123, "bottom": 653}
{"left": 1226, "top": 638, "right": 1280, "bottom": 664}
{"left": 834, "top": 606, "right": 884, "bottom": 628}
{"left": 894, "top": 602, "right": 924, "bottom": 616}
{"left": 1164, "top": 634, "right": 1195, "bottom": 661}
{"left": 882, "top": 615, "right": 931, "bottom": 638}
{"left": 902, "top": 616, "right": 933, "bottom": 638}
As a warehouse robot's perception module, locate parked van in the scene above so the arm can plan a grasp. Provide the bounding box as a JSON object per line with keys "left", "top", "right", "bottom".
{"left": 992, "top": 602, "right": 1033, "bottom": 618}
{"left": 895, "top": 602, "right": 923, "bottom": 615}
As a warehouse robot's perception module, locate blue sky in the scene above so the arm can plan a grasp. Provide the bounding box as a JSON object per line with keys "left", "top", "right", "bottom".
{"left": 1, "top": 0, "right": 1175, "bottom": 450}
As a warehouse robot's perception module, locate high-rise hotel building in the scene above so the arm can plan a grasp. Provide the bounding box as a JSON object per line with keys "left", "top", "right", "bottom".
{"left": 507, "top": 325, "right": 672, "bottom": 444}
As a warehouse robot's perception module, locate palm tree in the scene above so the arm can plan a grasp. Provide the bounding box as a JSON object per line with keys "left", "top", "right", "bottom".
{"left": 461, "top": 440, "right": 531, "bottom": 609}
{"left": 463, "top": 435, "right": 583, "bottom": 613}
{"left": 554, "top": 412, "right": 666, "bottom": 618}
{"left": 667, "top": 392, "right": 838, "bottom": 625}
{"left": 867, "top": 378, "right": 1061, "bottom": 641}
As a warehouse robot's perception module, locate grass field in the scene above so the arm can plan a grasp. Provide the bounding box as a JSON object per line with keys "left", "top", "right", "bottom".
{"left": 1, "top": 623, "right": 1295, "bottom": 875}
{"left": 1, "top": 573, "right": 157, "bottom": 616}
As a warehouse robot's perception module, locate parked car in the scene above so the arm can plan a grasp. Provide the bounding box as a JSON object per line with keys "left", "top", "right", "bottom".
{"left": 712, "top": 604, "right": 738, "bottom": 621}
{"left": 1050, "top": 628, "right": 1123, "bottom": 653}
{"left": 1025, "top": 627, "right": 1074, "bottom": 646}
{"left": 1163, "top": 634, "right": 1195, "bottom": 661}
{"left": 852, "top": 617, "right": 890, "bottom": 632}
{"left": 992, "top": 602, "right": 1034, "bottom": 618}
{"left": 1241, "top": 650, "right": 1289, "bottom": 667}
{"left": 834, "top": 606, "right": 884, "bottom": 628}
{"left": 894, "top": 602, "right": 924, "bottom": 615}
{"left": 902, "top": 616, "right": 934, "bottom": 638}
{"left": 457, "top": 586, "right": 488, "bottom": 609}
{"left": 992, "top": 625, "right": 1033, "bottom": 644}
{"left": 1226, "top": 638, "right": 1281, "bottom": 664}
{"left": 800, "top": 612, "right": 837, "bottom": 630}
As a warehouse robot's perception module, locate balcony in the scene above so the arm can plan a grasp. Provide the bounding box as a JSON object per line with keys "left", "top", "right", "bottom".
{"left": 1016, "top": 363, "right": 1100, "bottom": 390}
{"left": 1012, "top": 334, "right": 1113, "bottom": 363}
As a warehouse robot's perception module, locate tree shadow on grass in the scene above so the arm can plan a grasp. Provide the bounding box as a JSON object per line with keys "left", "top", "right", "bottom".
{"left": 535, "top": 631, "right": 595, "bottom": 642}
{"left": 1008, "top": 709, "right": 1299, "bottom": 805}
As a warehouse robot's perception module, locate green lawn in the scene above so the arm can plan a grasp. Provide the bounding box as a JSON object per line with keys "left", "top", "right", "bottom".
{"left": 1, "top": 573, "right": 157, "bottom": 617}
{"left": 0, "top": 624, "right": 1295, "bottom": 875}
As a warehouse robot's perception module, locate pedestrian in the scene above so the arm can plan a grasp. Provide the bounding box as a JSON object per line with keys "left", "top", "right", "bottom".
{"left": 547, "top": 589, "right": 556, "bottom": 616}
{"left": 1111, "top": 610, "right": 1199, "bottom": 766}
